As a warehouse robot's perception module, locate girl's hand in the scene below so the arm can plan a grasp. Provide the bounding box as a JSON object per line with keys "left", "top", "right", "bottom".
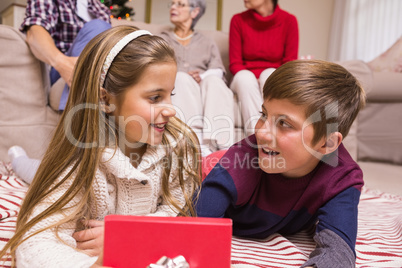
{"left": 73, "top": 219, "right": 105, "bottom": 257}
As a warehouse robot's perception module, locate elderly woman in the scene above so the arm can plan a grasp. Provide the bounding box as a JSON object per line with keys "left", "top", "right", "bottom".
{"left": 160, "top": 0, "right": 234, "bottom": 154}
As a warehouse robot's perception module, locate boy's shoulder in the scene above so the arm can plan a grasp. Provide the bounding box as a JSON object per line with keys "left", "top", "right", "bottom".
{"left": 215, "top": 135, "right": 262, "bottom": 182}
{"left": 204, "top": 135, "right": 263, "bottom": 205}
{"left": 220, "top": 135, "right": 259, "bottom": 167}
{"left": 320, "top": 143, "right": 362, "bottom": 176}
{"left": 312, "top": 143, "right": 364, "bottom": 200}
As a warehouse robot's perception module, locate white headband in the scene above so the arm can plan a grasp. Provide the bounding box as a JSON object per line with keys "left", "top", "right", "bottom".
{"left": 100, "top": 29, "right": 152, "bottom": 87}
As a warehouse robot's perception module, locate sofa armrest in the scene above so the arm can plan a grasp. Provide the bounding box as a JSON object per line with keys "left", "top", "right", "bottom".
{"left": 337, "top": 60, "right": 374, "bottom": 95}
{"left": 368, "top": 72, "right": 402, "bottom": 102}
{"left": 0, "top": 25, "right": 49, "bottom": 113}
{"left": 356, "top": 69, "right": 402, "bottom": 165}
{"left": 0, "top": 25, "right": 59, "bottom": 161}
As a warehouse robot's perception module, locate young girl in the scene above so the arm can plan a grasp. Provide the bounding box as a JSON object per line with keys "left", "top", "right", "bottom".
{"left": 0, "top": 26, "right": 200, "bottom": 267}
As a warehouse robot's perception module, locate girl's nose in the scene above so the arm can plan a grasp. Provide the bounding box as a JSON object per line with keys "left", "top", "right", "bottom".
{"left": 161, "top": 103, "right": 176, "bottom": 118}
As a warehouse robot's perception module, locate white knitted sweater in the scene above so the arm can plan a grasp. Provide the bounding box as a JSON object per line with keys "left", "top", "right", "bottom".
{"left": 16, "top": 141, "right": 194, "bottom": 268}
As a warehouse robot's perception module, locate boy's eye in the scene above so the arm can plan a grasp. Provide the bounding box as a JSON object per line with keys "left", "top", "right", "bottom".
{"left": 279, "top": 120, "right": 291, "bottom": 128}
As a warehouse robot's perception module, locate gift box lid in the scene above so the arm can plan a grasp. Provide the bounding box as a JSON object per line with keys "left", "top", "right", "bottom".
{"left": 103, "top": 215, "right": 232, "bottom": 268}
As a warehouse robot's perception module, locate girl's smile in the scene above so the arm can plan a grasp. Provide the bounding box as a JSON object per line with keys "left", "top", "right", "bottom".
{"left": 150, "top": 122, "right": 168, "bottom": 132}
{"left": 106, "top": 62, "right": 177, "bottom": 156}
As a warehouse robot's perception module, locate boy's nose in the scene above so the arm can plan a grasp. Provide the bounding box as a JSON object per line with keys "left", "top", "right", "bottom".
{"left": 256, "top": 120, "right": 276, "bottom": 144}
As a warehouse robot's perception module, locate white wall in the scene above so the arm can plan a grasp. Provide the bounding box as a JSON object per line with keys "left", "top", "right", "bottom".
{"left": 128, "top": 0, "right": 335, "bottom": 59}
{"left": 129, "top": 0, "right": 147, "bottom": 22}
{"left": 280, "top": 0, "right": 334, "bottom": 60}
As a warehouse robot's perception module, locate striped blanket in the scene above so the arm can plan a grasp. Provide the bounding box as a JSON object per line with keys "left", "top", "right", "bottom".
{"left": 1, "top": 161, "right": 401, "bottom": 268}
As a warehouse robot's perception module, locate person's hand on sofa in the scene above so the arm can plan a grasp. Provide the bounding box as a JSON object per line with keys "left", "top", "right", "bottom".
{"left": 26, "top": 25, "right": 78, "bottom": 87}
{"left": 53, "top": 53, "right": 78, "bottom": 87}
{"left": 73, "top": 219, "right": 105, "bottom": 257}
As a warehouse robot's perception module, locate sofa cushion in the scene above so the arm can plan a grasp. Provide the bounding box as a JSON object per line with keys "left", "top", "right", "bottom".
{"left": 49, "top": 78, "right": 65, "bottom": 111}
{"left": 368, "top": 37, "right": 402, "bottom": 73}
{"left": 368, "top": 71, "right": 402, "bottom": 101}
{"left": 337, "top": 60, "right": 373, "bottom": 95}
{"left": 0, "top": 25, "right": 59, "bottom": 161}
{"left": 357, "top": 102, "right": 402, "bottom": 165}
{"left": 0, "top": 25, "right": 48, "bottom": 119}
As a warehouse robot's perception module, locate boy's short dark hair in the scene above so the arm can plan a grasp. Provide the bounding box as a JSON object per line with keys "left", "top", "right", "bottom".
{"left": 263, "top": 60, "right": 366, "bottom": 145}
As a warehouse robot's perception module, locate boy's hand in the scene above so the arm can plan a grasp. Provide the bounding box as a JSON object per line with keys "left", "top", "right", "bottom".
{"left": 73, "top": 219, "right": 105, "bottom": 257}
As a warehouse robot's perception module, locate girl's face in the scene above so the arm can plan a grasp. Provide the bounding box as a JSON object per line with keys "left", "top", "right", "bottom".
{"left": 108, "top": 62, "right": 177, "bottom": 156}
{"left": 255, "top": 98, "right": 326, "bottom": 178}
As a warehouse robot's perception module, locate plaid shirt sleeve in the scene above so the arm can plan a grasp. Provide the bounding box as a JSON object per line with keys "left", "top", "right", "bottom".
{"left": 20, "top": 0, "right": 59, "bottom": 35}
{"left": 20, "top": 0, "right": 110, "bottom": 53}
{"left": 88, "top": 0, "right": 111, "bottom": 23}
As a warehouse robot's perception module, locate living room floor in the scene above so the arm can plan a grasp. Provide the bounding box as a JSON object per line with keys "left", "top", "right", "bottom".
{"left": 359, "top": 161, "right": 402, "bottom": 196}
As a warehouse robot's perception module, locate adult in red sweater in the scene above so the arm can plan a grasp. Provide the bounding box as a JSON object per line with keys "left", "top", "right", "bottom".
{"left": 229, "top": 0, "right": 299, "bottom": 136}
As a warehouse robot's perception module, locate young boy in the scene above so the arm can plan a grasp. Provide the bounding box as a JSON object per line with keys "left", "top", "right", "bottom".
{"left": 196, "top": 60, "right": 366, "bottom": 267}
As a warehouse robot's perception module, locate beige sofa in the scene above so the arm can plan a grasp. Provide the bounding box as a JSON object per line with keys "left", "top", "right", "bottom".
{"left": 1, "top": 20, "right": 401, "bottom": 195}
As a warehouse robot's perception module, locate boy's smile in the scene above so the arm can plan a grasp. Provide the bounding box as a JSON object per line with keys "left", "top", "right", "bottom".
{"left": 255, "top": 98, "right": 327, "bottom": 178}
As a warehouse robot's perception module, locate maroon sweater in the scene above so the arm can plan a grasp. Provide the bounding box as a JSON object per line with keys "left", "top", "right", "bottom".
{"left": 229, "top": 6, "right": 299, "bottom": 78}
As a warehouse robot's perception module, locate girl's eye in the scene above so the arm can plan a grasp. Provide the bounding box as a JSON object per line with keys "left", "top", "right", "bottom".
{"left": 171, "top": 92, "right": 176, "bottom": 97}
{"left": 150, "top": 95, "right": 161, "bottom": 103}
{"left": 259, "top": 111, "right": 267, "bottom": 120}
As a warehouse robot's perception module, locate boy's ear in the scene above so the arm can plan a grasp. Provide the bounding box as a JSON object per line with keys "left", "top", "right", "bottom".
{"left": 318, "top": 132, "right": 343, "bottom": 155}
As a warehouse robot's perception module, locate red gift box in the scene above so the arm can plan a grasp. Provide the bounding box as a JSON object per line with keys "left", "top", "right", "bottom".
{"left": 103, "top": 215, "right": 232, "bottom": 268}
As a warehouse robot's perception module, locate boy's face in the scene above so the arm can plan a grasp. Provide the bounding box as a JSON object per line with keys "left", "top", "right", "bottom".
{"left": 255, "top": 98, "right": 326, "bottom": 178}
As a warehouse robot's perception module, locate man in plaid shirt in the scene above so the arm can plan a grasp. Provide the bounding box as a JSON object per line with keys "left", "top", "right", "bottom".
{"left": 20, "top": 0, "right": 111, "bottom": 110}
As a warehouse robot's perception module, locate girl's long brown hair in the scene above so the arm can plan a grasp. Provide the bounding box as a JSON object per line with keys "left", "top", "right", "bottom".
{"left": 0, "top": 26, "right": 201, "bottom": 265}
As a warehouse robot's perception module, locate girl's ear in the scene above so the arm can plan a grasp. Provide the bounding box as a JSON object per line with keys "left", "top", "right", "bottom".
{"left": 318, "top": 132, "right": 343, "bottom": 155}
{"left": 99, "top": 87, "right": 114, "bottom": 114}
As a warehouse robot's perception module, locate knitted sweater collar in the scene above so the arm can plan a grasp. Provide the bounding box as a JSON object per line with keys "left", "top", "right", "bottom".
{"left": 101, "top": 133, "right": 178, "bottom": 180}
{"left": 247, "top": 5, "right": 283, "bottom": 28}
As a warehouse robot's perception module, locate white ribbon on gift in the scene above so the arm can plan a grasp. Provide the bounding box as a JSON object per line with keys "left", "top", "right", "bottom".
{"left": 147, "top": 255, "right": 190, "bottom": 268}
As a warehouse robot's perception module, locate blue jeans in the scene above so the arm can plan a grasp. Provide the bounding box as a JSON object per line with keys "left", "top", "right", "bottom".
{"left": 50, "top": 19, "right": 111, "bottom": 110}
